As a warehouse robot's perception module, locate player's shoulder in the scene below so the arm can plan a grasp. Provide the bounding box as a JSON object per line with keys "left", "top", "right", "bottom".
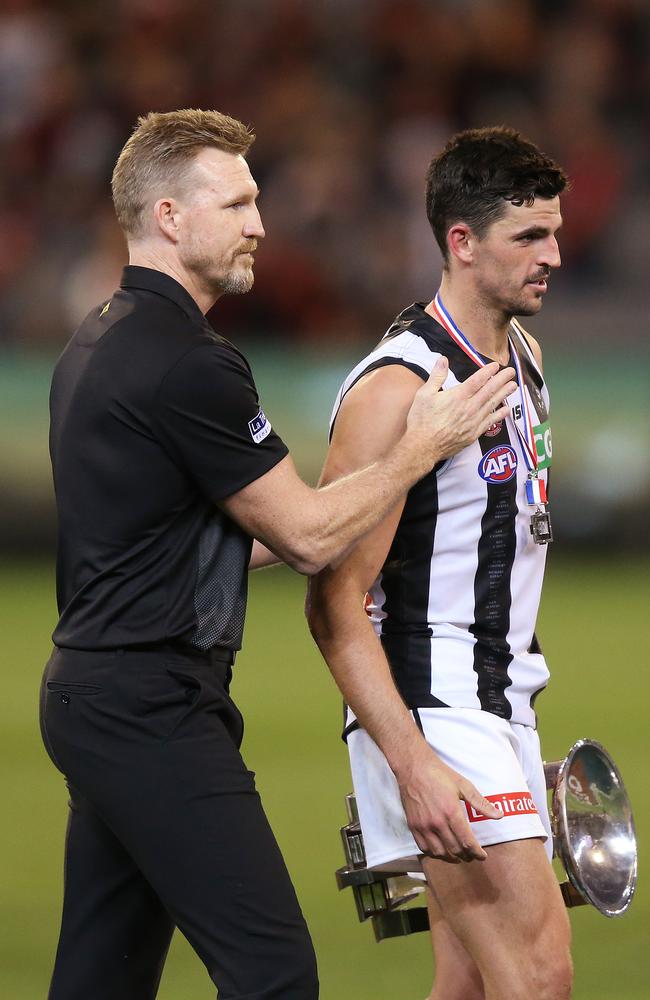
{"left": 346, "top": 304, "right": 445, "bottom": 384}
{"left": 339, "top": 362, "right": 425, "bottom": 419}
{"left": 330, "top": 304, "right": 448, "bottom": 435}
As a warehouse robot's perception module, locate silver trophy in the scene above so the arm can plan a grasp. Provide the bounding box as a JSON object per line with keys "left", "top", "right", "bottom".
{"left": 335, "top": 739, "right": 637, "bottom": 941}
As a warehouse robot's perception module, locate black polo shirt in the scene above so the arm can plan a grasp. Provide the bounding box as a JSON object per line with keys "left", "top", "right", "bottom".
{"left": 49, "top": 266, "right": 288, "bottom": 652}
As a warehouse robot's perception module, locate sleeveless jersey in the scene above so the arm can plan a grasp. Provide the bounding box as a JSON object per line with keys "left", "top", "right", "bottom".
{"left": 331, "top": 303, "right": 552, "bottom": 729}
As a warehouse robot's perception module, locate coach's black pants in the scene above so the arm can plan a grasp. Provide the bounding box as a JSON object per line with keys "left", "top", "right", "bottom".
{"left": 40, "top": 646, "right": 318, "bottom": 999}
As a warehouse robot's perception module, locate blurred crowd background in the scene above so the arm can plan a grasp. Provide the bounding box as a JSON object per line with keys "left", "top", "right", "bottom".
{"left": 1, "top": 0, "right": 648, "bottom": 549}
{"left": 1, "top": 0, "right": 649, "bottom": 344}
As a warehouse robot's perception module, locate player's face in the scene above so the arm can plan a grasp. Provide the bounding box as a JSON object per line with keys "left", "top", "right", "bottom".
{"left": 175, "top": 148, "right": 265, "bottom": 296}
{"left": 471, "top": 196, "right": 562, "bottom": 318}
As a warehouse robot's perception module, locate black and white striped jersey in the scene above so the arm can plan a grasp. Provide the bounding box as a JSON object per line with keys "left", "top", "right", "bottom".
{"left": 331, "top": 303, "right": 552, "bottom": 728}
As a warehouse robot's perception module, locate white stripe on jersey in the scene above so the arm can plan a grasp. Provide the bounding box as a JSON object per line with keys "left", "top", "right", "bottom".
{"left": 332, "top": 315, "right": 550, "bottom": 728}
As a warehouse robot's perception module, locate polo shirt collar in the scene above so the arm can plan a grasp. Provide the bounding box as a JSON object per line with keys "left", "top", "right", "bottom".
{"left": 120, "top": 266, "right": 206, "bottom": 322}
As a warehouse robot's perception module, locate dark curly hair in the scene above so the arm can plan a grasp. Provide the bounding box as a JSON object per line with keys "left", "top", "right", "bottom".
{"left": 425, "top": 126, "right": 568, "bottom": 264}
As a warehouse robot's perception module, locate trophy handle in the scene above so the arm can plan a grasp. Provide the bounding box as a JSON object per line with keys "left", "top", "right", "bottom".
{"left": 336, "top": 739, "right": 637, "bottom": 938}
{"left": 543, "top": 756, "right": 585, "bottom": 906}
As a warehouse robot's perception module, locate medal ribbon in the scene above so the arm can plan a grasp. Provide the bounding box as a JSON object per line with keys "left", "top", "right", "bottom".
{"left": 431, "top": 293, "right": 485, "bottom": 367}
{"left": 507, "top": 341, "right": 538, "bottom": 474}
{"left": 430, "top": 292, "right": 543, "bottom": 482}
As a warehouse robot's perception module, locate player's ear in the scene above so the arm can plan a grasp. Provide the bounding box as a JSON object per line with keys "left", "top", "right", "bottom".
{"left": 447, "top": 223, "right": 475, "bottom": 264}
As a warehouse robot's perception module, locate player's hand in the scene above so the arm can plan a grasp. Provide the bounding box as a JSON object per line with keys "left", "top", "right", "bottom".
{"left": 396, "top": 744, "right": 502, "bottom": 864}
{"left": 405, "top": 357, "right": 517, "bottom": 470}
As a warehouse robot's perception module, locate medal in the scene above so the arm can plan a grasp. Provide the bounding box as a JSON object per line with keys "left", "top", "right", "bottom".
{"left": 530, "top": 508, "right": 553, "bottom": 544}
{"left": 508, "top": 341, "right": 553, "bottom": 545}
{"left": 431, "top": 293, "right": 553, "bottom": 546}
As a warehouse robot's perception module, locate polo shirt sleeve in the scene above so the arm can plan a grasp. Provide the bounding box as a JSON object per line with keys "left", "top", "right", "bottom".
{"left": 153, "top": 342, "right": 289, "bottom": 502}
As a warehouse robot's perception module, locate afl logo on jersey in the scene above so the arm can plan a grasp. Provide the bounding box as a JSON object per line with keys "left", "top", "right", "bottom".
{"left": 478, "top": 445, "right": 518, "bottom": 483}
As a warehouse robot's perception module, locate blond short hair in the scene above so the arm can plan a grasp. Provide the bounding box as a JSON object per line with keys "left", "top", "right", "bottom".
{"left": 111, "top": 108, "right": 255, "bottom": 237}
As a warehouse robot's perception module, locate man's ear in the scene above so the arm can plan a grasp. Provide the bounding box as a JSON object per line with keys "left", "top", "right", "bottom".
{"left": 447, "top": 222, "right": 476, "bottom": 264}
{"left": 152, "top": 198, "right": 180, "bottom": 243}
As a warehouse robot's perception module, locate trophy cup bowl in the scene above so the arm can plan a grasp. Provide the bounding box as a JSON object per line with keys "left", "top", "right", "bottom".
{"left": 551, "top": 738, "right": 637, "bottom": 917}
{"left": 335, "top": 738, "right": 637, "bottom": 939}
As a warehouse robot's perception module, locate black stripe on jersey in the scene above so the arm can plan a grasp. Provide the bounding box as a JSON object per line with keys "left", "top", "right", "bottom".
{"left": 528, "top": 636, "right": 547, "bottom": 725}
{"left": 342, "top": 714, "right": 360, "bottom": 743}
{"left": 380, "top": 471, "right": 448, "bottom": 710}
{"left": 511, "top": 327, "right": 548, "bottom": 420}
{"left": 470, "top": 424, "right": 518, "bottom": 720}
{"left": 511, "top": 325, "right": 544, "bottom": 389}
{"left": 530, "top": 681, "right": 548, "bottom": 726}
{"left": 349, "top": 357, "right": 429, "bottom": 388}
{"left": 412, "top": 708, "right": 424, "bottom": 732}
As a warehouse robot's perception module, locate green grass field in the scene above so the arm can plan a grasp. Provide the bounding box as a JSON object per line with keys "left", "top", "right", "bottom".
{"left": 0, "top": 557, "right": 646, "bottom": 999}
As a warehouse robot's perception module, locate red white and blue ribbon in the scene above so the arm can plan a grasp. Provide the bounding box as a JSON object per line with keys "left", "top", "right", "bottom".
{"left": 507, "top": 337, "right": 539, "bottom": 476}
{"left": 526, "top": 475, "right": 547, "bottom": 505}
{"left": 431, "top": 292, "right": 486, "bottom": 368}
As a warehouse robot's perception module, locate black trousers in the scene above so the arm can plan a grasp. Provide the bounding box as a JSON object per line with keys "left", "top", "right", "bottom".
{"left": 40, "top": 646, "right": 318, "bottom": 999}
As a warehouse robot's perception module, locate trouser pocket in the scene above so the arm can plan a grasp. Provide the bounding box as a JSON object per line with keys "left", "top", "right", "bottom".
{"left": 46, "top": 680, "right": 102, "bottom": 696}
{"left": 39, "top": 670, "right": 65, "bottom": 773}
{"left": 39, "top": 653, "right": 105, "bottom": 774}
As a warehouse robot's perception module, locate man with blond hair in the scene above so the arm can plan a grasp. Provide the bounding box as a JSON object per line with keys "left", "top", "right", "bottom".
{"left": 41, "top": 109, "right": 515, "bottom": 999}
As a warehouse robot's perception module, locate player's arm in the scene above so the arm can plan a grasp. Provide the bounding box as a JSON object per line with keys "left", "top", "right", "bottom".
{"left": 222, "top": 360, "right": 516, "bottom": 576}
{"left": 306, "top": 366, "right": 501, "bottom": 864}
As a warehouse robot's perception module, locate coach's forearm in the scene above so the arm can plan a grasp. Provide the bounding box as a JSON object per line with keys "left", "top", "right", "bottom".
{"left": 295, "top": 362, "right": 516, "bottom": 573}
{"left": 296, "top": 431, "right": 438, "bottom": 573}
{"left": 225, "top": 361, "right": 517, "bottom": 575}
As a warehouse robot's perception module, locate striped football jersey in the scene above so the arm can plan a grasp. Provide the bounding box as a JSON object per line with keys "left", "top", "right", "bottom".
{"left": 331, "top": 303, "right": 552, "bottom": 728}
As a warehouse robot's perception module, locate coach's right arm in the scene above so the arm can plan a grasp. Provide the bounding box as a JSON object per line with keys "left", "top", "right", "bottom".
{"left": 222, "top": 359, "right": 515, "bottom": 576}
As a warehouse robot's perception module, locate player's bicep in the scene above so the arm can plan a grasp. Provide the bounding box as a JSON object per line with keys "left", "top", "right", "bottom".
{"left": 321, "top": 364, "right": 425, "bottom": 483}
{"left": 316, "top": 364, "right": 424, "bottom": 589}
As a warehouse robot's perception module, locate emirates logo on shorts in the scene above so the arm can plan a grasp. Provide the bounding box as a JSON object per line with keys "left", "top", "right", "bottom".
{"left": 466, "top": 791, "right": 538, "bottom": 822}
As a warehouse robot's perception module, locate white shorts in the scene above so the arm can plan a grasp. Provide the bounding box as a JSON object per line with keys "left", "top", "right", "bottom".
{"left": 347, "top": 707, "right": 552, "bottom": 872}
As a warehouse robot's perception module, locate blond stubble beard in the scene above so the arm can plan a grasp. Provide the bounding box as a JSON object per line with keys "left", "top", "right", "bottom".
{"left": 183, "top": 248, "right": 255, "bottom": 297}
{"left": 217, "top": 267, "right": 255, "bottom": 295}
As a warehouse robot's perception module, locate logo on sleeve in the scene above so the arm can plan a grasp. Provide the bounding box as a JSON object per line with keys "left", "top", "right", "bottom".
{"left": 248, "top": 409, "right": 272, "bottom": 444}
{"left": 478, "top": 445, "right": 518, "bottom": 483}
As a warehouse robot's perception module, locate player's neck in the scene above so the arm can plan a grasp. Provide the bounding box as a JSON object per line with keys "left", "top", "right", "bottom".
{"left": 431, "top": 276, "right": 511, "bottom": 366}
